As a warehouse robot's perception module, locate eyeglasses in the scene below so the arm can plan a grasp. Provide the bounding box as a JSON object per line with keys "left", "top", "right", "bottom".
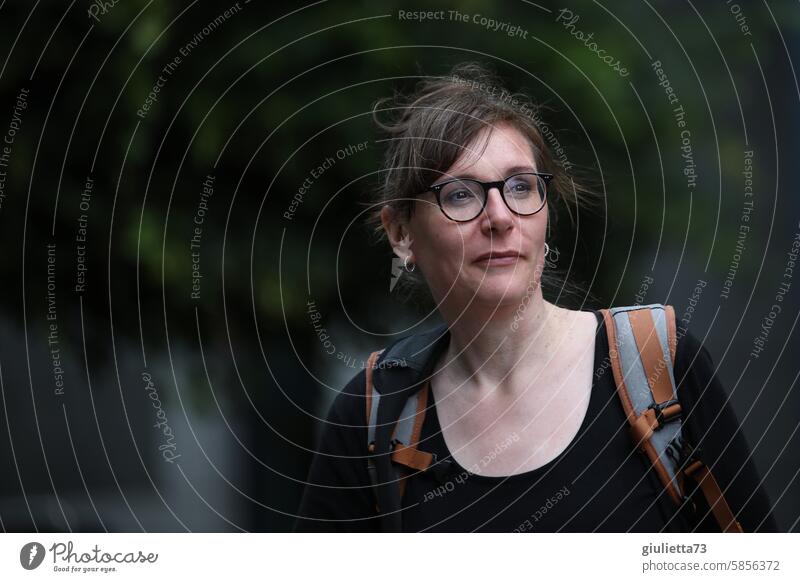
{"left": 425, "top": 172, "right": 552, "bottom": 222}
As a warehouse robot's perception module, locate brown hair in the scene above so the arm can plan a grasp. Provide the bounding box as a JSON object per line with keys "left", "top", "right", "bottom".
{"left": 368, "top": 61, "right": 599, "bottom": 304}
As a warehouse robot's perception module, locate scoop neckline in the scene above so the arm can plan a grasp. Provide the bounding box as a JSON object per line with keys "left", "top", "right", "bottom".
{"left": 426, "top": 309, "right": 604, "bottom": 481}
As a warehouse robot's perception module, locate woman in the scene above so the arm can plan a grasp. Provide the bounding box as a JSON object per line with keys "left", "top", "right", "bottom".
{"left": 294, "top": 63, "right": 778, "bottom": 532}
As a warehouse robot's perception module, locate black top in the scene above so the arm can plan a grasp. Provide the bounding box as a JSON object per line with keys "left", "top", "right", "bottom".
{"left": 294, "top": 310, "right": 779, "bottom": 532}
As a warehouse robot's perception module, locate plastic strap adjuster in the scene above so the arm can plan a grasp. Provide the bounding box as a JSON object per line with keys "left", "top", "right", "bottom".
{"left": 648, "top": 398, "right": 681, "bottom": 427}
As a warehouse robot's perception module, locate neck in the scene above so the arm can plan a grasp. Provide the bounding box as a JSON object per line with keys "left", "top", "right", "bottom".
{"left": 435, "top": 291, "right": 563, "bottom": 397}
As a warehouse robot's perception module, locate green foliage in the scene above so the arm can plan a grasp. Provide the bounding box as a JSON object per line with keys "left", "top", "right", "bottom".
{"left": 1, "top": 0, "right": 798, "bottom": 346}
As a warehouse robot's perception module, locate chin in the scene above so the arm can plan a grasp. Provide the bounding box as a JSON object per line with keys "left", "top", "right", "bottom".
{"left": 468, "top": 277, "right": 535, "bottom": 307}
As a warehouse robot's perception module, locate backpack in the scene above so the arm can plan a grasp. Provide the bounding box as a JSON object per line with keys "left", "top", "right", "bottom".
{"left": 364, "top": 303, "right": 744, "bottom": 532}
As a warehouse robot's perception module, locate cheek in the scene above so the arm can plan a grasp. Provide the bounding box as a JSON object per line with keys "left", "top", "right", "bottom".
{"left": 523, "top": 214, "right": 548, "bottom": 252}
{"left": 413, "top": 207, "right": 465, "bottom": 256}
{"left": 413, "top": 222, "right": 471, "bottom": 280}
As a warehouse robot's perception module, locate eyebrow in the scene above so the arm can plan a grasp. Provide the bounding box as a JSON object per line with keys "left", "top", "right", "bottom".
{"left": 440, "top": 165, "right": 538, "bottom": 181}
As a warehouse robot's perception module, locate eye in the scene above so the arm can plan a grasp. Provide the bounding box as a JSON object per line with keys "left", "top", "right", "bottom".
{"left": 445, "top": 189, "right": 473, "bottom": 203}
{"left": 505, "top": 176, "right": 535, "bottom": 197}
{"left": 440, "top": 181, "right": 482, "bottom": 206}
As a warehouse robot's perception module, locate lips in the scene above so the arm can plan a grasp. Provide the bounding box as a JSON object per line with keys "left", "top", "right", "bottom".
{"left": 473, "top": 250, "right": 522, "bottom": 265}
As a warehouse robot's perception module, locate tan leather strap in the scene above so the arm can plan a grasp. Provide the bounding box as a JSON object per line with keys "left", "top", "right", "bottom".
{"left": 364, "top": 350, "right": 382, "bottom": 425}
{"left": 683, "top": 460, "right": 744, "bottom": 533}
{"left": 665, "top": 305, "right": 678, "bottom": 364}
{"left": 604, "top": 306, "right": 743, "bottom": 531}
{"left": 394, "top": 381, "right": 431, "bottom": 497}
{"left": 629, "top": 404, "right": 682, "bottom": 445}
{"left": 602, "top": 308, "right": 683, "bottom": 506}
{"left": 365, "top": 350, "right": 383, "bottom": 513}
{"left": 365, "top": 351, "right": 432, "bottom": 500}
{"left": 630, "top": 408, "right": 659, "bottom": 446}
{"left": 602, "top": 309, "right": 636, "bottom": 422}
{"left": 392, "top": 443, "right": 434, "bottom": 472}
{"left": 628, "top": 308, "right": 675, "bottom": 404}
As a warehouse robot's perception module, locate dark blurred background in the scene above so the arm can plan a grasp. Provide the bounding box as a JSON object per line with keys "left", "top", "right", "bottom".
{"left": 0, "top": 0, "right": 798, "bottom": 532}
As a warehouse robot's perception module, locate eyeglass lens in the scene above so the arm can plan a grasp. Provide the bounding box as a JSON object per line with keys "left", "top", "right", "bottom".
{"left": 438, "top": 174, "right": 546, "bottom": 221}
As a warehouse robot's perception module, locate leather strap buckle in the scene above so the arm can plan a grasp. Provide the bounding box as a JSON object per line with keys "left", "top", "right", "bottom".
{"left": 648, "top": 398, "right": 681, "bottom": 428}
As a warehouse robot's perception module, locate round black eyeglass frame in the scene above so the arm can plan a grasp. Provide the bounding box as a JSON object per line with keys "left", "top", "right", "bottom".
{"left": 425, "top": 172, "right": 553, "bottom": 223}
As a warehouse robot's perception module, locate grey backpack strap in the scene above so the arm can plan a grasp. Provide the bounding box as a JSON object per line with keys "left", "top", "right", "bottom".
{"left": 602, "top": 304, "right": 684, "bottom": 504}
{"left": 365, "top": 350, "right": 385, "bottom": 500}
{"left": 365, "top": 350, "right": 434, "bottom": 511}
{"left": 393, "top": 392, "right": 423, "bottom": 446}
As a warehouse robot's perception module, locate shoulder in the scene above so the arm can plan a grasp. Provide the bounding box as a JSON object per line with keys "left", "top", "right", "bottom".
{"left": 307, "top": 367, "right": 371, "bottom": 463}
{"left": 597, "top": 304, "right": 725, "bottom": 406}
{"left": 670, "top": 327, "right": 740, "bottom": 443}
{"left": 672, "top": 327, "right": 721, "bottom": 401}
{"left": 326, "top": 367, "right": 369, "bottom": 427}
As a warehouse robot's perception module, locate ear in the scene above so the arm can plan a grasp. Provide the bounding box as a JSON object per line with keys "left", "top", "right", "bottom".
{"left": 380, "top": 205, "right": 414, "bottom": 260}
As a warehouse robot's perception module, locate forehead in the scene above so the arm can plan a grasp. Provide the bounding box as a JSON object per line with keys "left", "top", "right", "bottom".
{"left": 445, "top": 122, "right": 536, "bottom": 177}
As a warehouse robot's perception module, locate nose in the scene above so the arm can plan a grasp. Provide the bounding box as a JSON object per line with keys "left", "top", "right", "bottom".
{"left": 479, "top": 186, "right": 514, "bottom": 234}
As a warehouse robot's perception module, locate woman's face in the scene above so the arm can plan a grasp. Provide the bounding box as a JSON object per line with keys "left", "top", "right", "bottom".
{"left": 404, "top": 122, "right": 548, "bottom": 313}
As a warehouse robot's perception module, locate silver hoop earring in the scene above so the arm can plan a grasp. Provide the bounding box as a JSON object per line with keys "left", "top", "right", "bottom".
{"left": 403, "top": 255, "right": 416, "bottom": 272}
{"left": 543, "top": 242, "right": 550, "bottom": 259}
